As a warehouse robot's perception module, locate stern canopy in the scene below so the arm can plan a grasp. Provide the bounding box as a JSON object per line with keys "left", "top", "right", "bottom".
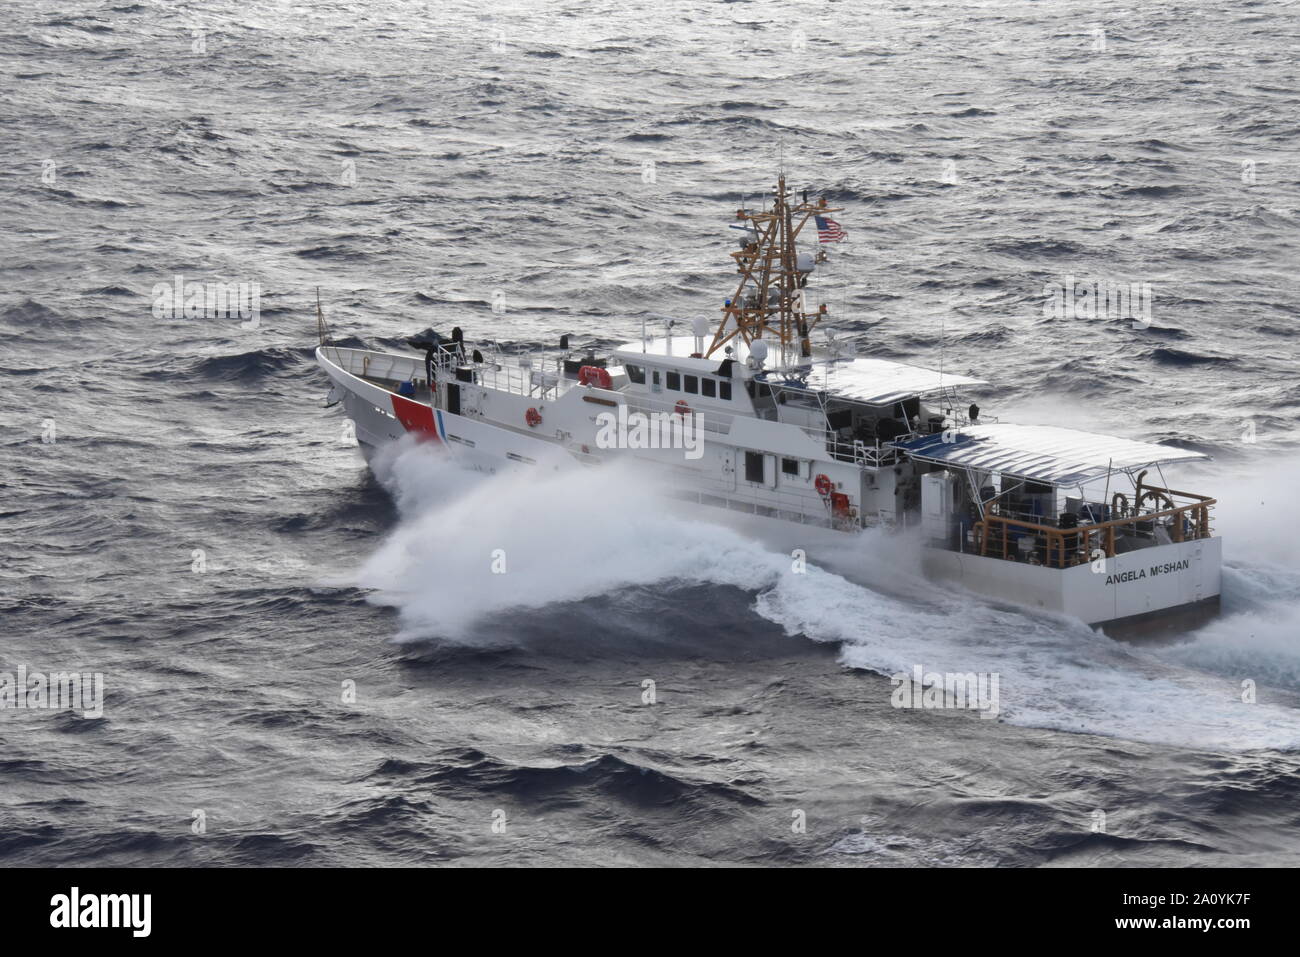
{"left": 893, "top": 423, "right": 1207, "bottom": 486}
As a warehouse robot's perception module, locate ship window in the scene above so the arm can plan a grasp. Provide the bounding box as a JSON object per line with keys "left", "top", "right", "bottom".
{"left": 625, "top": 364, "right": 645, "bottom": 384}
{"left": 684, "top": 375, "right": 698, "bottom": 394}
{"left": 652, "top": 370, "right": 661, "bottom": 388}
{"left": 826, "top": 408, "right": 852, "bottom": 431}
{"left": 719, "top": 382, "right": 732, "bottom": 401}
{"left": 894, "top": 397, "right": 920, "bottom": 421}
{"left": 702, "top": 378, "right": 716, "bottom": 398}
{"left": 782, "top": 458, "right": 799, "bottom": 477}
{"left": 666, "top": 371, "right": 680, "bottom": 390}
{"left": 744, "top": 451, "right": 764, "bottom": 484}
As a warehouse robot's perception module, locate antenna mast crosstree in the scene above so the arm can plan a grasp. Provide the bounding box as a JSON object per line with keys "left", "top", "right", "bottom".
{"left": 706, "top": 174, "right": 842, "bottom": 367}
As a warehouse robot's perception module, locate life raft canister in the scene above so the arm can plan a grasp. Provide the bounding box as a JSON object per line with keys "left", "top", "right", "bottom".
{"left": 674, "top": 399, "right": 691, "bottom": 417}
{"left": 525, "top": 407, "right": 542, "bottom": 428}
{"left": 814, "top": 473, "right": 834, "bottom": 497}
{"left": 578, "top": 365, "right": 612, "bottom": 389}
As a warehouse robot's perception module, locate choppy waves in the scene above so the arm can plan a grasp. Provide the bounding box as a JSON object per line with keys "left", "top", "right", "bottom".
{"left": 3, "top": 0, "right": 1299, "bottom": 866}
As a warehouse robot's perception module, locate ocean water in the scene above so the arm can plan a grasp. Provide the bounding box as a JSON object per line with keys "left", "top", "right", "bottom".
{"left": 3, "top": 0, "right": 1300, "bottom": 866}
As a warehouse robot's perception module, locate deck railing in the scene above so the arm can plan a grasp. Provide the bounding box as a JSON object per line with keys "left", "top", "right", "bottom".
{"left": 473, "top": 361, "right": 578, "bottom": 401}
{"left": 623, "top": 394, "right": 735, "bottom": 435}
{"left": 804, "top": 427, "right": 915, "bottom": 467}
{"left": 971, "top": 485, "right": 1215, "bottom": 568}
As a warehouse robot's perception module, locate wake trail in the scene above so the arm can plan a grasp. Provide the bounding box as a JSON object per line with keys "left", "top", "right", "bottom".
{"left": 353, "top": 442, "right": 1300, "bottom": 751}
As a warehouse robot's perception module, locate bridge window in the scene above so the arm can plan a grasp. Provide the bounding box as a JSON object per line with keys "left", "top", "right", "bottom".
{"left": 719, "top": 381, "right": 732, "bottom": 400}
{"left": 702, "top": 378, "right": 716, "bottom": 398}
{"left": 782, "top": 458, "right": 799, "bottom": 477}
{"left": 625, "top": 364, "right": 645, "bottom": 384}
{"left": 666, "top": 371, "right": 680, "bottom": 391}
{"left": 684, "top": 375, "right": 698, "bottom": 394}
{"left": 744, "top": 451, "right": 764, "bottom": 484}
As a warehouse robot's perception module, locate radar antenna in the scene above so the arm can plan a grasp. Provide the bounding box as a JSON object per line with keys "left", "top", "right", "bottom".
{"left": 707, "top": 174, "right": 843, "bottom": 368}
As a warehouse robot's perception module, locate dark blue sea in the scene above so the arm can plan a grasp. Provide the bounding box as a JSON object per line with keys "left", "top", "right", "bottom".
{"left": 3, "top": 0, "right": 1299, "bottom": 866}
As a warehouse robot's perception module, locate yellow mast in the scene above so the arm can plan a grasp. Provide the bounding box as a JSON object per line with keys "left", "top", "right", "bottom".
{"left": 705, "top": 175, "right": 842, "bottom": 366}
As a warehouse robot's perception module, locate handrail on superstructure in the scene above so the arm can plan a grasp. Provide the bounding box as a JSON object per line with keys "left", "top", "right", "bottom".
{"left": 972, "top": 484, "right": 1216, "bottom": 568}
{"left": 622, "top": 394, "right": 735, "bottom": 435}
{"left": 815, "top": 427, "right": 912, "bottom": 467}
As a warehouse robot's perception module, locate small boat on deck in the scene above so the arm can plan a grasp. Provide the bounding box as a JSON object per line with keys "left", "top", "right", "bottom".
{"left": 317, "top": 176, "right": 1220, "bottom": 630}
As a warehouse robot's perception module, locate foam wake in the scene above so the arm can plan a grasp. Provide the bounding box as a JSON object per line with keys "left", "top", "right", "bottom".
{"left": 353, "top": 440, "right": 786, "bottom": 639}
{"left": 353, "top": 442, "right": 1300, "bottom": 751}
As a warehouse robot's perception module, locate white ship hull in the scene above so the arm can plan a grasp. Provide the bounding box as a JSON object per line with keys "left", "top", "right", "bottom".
{"left": 318, "top": 343, "right": 1222, "bottom": 631}
{"left": 924, "top": 538, "right": 1221, "bottom": 628}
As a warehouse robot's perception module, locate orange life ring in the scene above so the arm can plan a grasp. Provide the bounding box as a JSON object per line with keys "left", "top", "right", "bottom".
{"left": 815, "top": 473, "right": 833, "bottom": 497}
{"left": 525, "top": 407, "right": 542, "bottom": 428}
{"left": 674, "top": 399, "right": 691, "bottom": 417}
{"left": 578, "top": 365, "right": 612, "bottom": 389}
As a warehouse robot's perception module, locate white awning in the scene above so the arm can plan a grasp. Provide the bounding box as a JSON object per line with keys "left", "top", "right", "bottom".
{"left": 894, "top": 423, "right": 1208, "bottom": 486}
{"left": 781, "top": 357, "right": 986, "bottom": 405}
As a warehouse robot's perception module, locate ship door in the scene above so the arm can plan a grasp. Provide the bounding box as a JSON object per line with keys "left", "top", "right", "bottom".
{"left": 719, "top": 449, "right": 736, "bottom": 491}
{"left": 445, "top": 382, "right": 461, "bottom": 416}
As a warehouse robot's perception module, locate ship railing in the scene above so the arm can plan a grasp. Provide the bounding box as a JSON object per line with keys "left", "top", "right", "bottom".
{"left": 622, "top": 394, "right": 734, "bottom": 435}
{"left": 322, "top": 345, "right": 574, "bottom": 400}
{"left": 807, "top": 427, "right": 917, "bottom": 468}
{"left": 929, "top": 389, "right": 999, "bottom": 430}
{"left": 325, "top": 347, "right": 428, "bottom": 388}
{"left": 365, "top": 352, "right": 422, "bottom": 383}
{"left": 666, "top": 482, "right": 838, "bottom": 531}
{"left": 970, "top": 485, "right": 1216, "bottom": 569}
{"left": 948, "top": 413, "right": 998, "bottom": 428}
{"left": 322, "top": 344, "right": 351, "bottom": 371}
{"left": 468, "top": 360, "right": 576, "bottom": 401}
{"left": 323, "top": 345, "right": 377, "bottom": 378}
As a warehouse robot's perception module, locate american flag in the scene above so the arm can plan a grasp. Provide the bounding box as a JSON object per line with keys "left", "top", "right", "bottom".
{"left": 815, "top": 215, "right": 846, "bottom": 243}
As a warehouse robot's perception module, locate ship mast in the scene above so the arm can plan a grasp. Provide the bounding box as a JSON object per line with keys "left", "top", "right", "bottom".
{"left": 705, "top": 175, "right": 842, "bottom": 367}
